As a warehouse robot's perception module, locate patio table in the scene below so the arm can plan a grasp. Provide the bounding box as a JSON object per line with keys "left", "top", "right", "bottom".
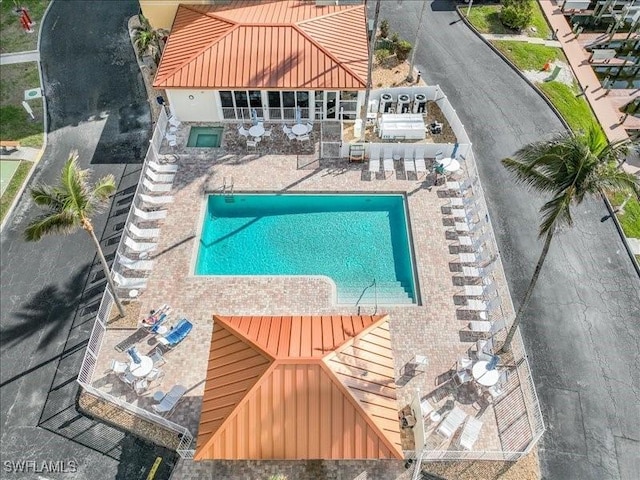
{"left": 129, "top": 355, "right": 153, "bottom": 378}
{"left": 437, "top": 157, "right": 461, "bottom": 173}
{"left": 248, "top": 125, "right": 265, "bottom": 137}
{"left": 291, "top": 123, "right": 308, "bottom": 136}
{"left": 472, "top": 360, "right": 500, "bottom": 387}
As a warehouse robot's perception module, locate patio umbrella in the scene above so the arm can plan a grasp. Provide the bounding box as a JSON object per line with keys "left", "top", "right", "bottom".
{"left": 127, "top": 347, "right": 141, "bottom": 365}
{"left": 295, "top": 106, "right": 302, "bottom": 125}
{"left": 251, "top": 108, "right": 258, "bottom": 126}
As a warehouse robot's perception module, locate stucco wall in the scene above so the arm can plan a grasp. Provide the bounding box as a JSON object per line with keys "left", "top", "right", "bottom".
{"left": 166, "top": 90, "right": 220, "bottom": 122}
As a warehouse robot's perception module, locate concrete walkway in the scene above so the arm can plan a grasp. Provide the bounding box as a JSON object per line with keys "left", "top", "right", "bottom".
{"left": 538, "top": 1, "right": 634, "bottom": 143}
{"left": 0, "top": 146, "right": 40, "bottom": 162}
{"left": 484, "top": 33, "right": 561, "bottom": 47}
{"left": 0, "top": 50, "right": 40, "bottom": 65}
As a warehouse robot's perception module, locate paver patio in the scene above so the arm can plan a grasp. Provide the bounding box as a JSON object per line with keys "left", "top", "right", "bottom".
{"left": 91, "top": 123, "right": 538, "bottom": 460}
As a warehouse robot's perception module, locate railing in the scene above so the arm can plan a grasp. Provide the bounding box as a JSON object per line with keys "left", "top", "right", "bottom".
{"left": 221, "top": 107, "right": 313, "bottom": 122}
{"left": 77, "top": 108, "right": 196, "bottom": 458}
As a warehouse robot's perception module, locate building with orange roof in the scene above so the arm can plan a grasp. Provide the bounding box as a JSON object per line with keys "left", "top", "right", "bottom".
{"left": 195, "top": 314, "right": 403, "bottom": 460}
{"left": 148, "top": 0, "right": 369, "bottom": 123}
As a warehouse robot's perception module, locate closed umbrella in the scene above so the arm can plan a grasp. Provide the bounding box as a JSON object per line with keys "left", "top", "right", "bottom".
{"left": 251, "top": 108, "right": 258, "bottom": 126}
{"left": 295, "top": 106, "right": 302, "bottom": 125}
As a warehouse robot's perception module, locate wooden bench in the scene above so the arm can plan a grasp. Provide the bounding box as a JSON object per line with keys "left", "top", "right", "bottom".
{"left": 0, "top": 141, "right": 20, "bottom": 153}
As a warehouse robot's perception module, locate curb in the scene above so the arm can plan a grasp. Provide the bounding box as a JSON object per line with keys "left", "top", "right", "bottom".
{"left": 0, "top": 0, "right": 54, "bottom": 233}
{"left": 456, "top": 6, "right": 640, "bottom": 280}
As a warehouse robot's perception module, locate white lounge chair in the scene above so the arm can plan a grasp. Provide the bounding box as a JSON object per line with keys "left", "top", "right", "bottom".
{"left": 139, "top": 194, "right": 173, "bottom": 205}
{"left": 112, "top": 271, "right": 148, "bottom": 289}
{"left": 413, "top": 147, "right": 426, "bottom": 177}
{"left": 168, "top": 116, "right": 181, "bottom": 128}
{"left": 133, "top": 206, "right": 167, "bottom": 221}
{"left": 404, "top": 156, "right": 416, "bottom": 176}
{"left": 148, "top": 161, "right": 178, "bottom": 173}
{"left": 369, "top": 145, "right": 380, "bottom": 177}
{"left": 117, "top": 253, "right": 154, "bottom": 271}
{"left": 459, "top": 417, "right": 483, "bottom": 450}
{"left": 128, "top": 223, "right": 160, "bottom": 239}
{"left": 469, "top": 317, "right": 505, "bottom": 335}
{"left": 465, "top": 297, "right": 501, "bottom": 320}
{"left": 382, "top": 149, "right": 394, "bottom": 178}
{"left": 142, "top": 178, "right": 172, "bottom": 193}
{"left": 152, "top": 384, "right": 187, "bottom": 416}
{"left": 437, "top": 406, "right": 467, "bottom": 438}
{"left": 124, "top": 236, "right": 157, "bottom": 253}
{"left": 145, "top": 169, "right": 175, "bottom": 184}
{"left": 472, "top": 338, "right": 494, "bottom": 362}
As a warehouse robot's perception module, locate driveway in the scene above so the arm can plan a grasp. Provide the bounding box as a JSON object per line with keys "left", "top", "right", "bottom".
{"left": 0, "top": 1, "right": 176, "bottom": 479}
{"left": 380, "top": 2, "right": 639, "bottom": 479}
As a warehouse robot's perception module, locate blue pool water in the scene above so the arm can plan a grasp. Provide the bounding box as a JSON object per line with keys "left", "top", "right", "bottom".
{"left": 196, "top": 194, "right": 417, "bottom": 304}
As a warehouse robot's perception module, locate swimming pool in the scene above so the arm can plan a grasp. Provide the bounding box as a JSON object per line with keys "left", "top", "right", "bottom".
{"left": 195, "top": 194, "right": 417, "bottom": 305}
{"left": 187, "top": 126, "right": 224, "bottom": 148}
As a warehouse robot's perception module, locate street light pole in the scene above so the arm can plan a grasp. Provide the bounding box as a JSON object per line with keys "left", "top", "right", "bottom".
{"left": 406, "top": 0, "right": 428, "bottom": 83}
{"left": 360, "top": 0, "right": 381, "bottom": 141}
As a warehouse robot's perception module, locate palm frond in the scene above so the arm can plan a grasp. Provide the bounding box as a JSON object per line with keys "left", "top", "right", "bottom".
{"left": 589, "top": 167, "right": 640, "bottom": 199}
{"left": 501, "top": 157, "right": 557, "bottom": 193}
{"left": 92, "top": 174, "right": 116, "bottom": 201}
{"left": 538, "top": 191, "right": 573, "bottom": 237}
{"left": 29, "top": 184, "right": 65, "bottom": 211}
{"left": 60, "top": 153, "right": 90, "bottom": 215}
{"left": 24, "top": 211, "right": 78, "bottom": 241}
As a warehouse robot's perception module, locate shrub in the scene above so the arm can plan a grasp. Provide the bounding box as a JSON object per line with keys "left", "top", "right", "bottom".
{"left": 500, "top": 0, "right": 533, "bottom": 31}
{"left": 394, "top": 40, "right": 412, "bottom": 61}
{"left": 375, "top": 48, "right": 391, "bottom": 64}
{"left": 390, "top": 32, "right": 400, "bottom": 47}
{"left": 379, "top": 19, "right": 390, "bottom": 38}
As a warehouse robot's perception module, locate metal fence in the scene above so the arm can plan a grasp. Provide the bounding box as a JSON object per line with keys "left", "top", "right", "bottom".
{"left": 77, "top": 108, "right": 196, "bottom": 458}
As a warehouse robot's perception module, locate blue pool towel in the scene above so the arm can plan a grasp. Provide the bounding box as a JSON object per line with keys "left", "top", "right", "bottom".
{"left": 161, "top": 319, "right": 193, "bottom": 347}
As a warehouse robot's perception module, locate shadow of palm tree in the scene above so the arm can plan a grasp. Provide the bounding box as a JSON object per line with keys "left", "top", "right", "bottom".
{"left": 0, "top": 265, "right": 92, "bottom": 351}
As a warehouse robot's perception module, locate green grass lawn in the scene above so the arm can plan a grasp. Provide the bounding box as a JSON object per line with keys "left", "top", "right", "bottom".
{"left": 609, "top": 191, "right": 640, "bottom": 238}
{"left": 537, "top": 81, "right": 599, "bottom": 133}
{"left": 0, "top": 160, "right": 32, "bottom": 223}
{"left": 0, "top": 62, "right": 43, "bottom": 147}
{"left": 465, "top": 3, "right": 551, "bottom": 39}
{"left": 493, "top": 40, "right": 564, "bottom": 71}
{"left": 0, "top": 1, "right": 49, "bottom": 53}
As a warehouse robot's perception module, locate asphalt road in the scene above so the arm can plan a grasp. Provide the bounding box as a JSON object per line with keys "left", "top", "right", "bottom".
{"left": 0, "top": 1, "right": 176, "bottom": 479}
{"left": 380, "top": 1, "right": 639, "bottom": 479}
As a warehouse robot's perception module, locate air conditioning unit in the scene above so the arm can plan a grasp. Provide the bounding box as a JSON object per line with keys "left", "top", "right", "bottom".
{"left": 398, "top": 94, "right": 411, "bottom": 114}
{"left": 413, "top": 93, "right": 427, "bottom": 114}
{"left": 379, "top": 93, "right": 394, "bottom": 113}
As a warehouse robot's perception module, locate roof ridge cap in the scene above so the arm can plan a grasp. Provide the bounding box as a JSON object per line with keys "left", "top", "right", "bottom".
{"left": 154, "top": 8, "right": 238, "bottom": 87}
{"left": 194, "top": 360, "right": 279, "bottom": 460}
{"left": 325, "top": 315, "right": 389, "bottom": 359}
{"left": 213, "top": 316, "right": 276, "bottom": 361}
{"left": 318, "top": 359, "right": 403, "bottom": 459}
{"left": 293, "top": 22, "right": 367, "bottom": 88}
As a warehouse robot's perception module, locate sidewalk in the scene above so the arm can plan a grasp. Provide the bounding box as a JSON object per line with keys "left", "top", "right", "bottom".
{"left": 538, "top": 1, "right": 631, "bottom": 144}
{"left": 0, "top": 50, "right": 40, "bottom": 65}
{"left": 484, "top": 33, "right": 561, "bottom": 47}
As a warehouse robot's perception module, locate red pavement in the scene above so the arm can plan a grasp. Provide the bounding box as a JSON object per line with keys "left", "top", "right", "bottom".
{"left": 539, "top": 1, "right": 638, "bottom": 142}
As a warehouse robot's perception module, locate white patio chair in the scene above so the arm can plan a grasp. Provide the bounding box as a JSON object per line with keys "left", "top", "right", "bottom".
{"left": 142, "top": 178, "right": 172, "bottom": 193}
{"left": 128, "top": 223, "right": 160, "bottom": 239}
{"left": 124, "top": 236, "right": 157, "bottom": 253}
{"left": 282, "top": 125, "right": 296, "bottom": 140}
{"left": 165, "top": 132, "right": 177, "bottom": 142}
{"left": 108, "top": 359, "right": 128, "bottom": 374}
{"left": 112, "top": 271, "right": 148, "bottom": 289}
{"left": 133, "top": 206, "right": 167, "bottom": 221}
{"left": 262, "top": 127, "right": 272, "bottom": 138}
{"left": 148, "top": 161, "right": 178, "bottom": 174}
{"left": 246, "top": 140, "right": 257, "bottom": 150}
{"left": 238, "top": 125, "right": 250, "bottom": 137}
{"left": 117, "top": 252, "right": 154, "bottom": 271}
{"left": 147, "top": 368, "right": 165, "bottom": 384}
{"left": 168, "top": 116, "right": 181, "bottom": 128}
{"left": 145, "top": 169, "right": 175, "bottom": 184}
{"left": 120, "top": 370, "right": 137, "bottom": 386}
{"left": 436, "top": 406, "right": 467, "bottom": 439}
{"left": 383, "top": 149, "right": 394, "bottom": 178}
{"left": 149, "top": 347, "right": 166, "bottom": 367}
{"left": 296, "top": 134, "right": 310, "bottom": 142}
{"left": 139, "top": 194, "right": 173, "bottom": 205}
{"left": 472, "top": 338, "right": 494, "bottom": 362}
{"left": 459, "top": 417, "right": 483, "bottom": 450}
{"left": 305, "top": 122, "right": 313, "bottom": 133}
{"left": 486, "top": 370, "right": 509, "bottom": 399}
{"left": 133, "top": 378, "right": 149, "bottom": 395}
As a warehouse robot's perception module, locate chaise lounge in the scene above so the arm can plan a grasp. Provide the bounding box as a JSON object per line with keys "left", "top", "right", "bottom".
{"left": 158, "top": 319, "right": 193, "bottom": 348}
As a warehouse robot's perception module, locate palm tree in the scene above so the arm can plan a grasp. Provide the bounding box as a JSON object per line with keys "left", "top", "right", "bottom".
{"left": 498, "top": 124, "right": 639, "bottom": 353}
{"left": 24, "top": 151, "right": 126, "bottom": 317}
{"left": 132, "top": 14, "right": 160, "bottom": 64}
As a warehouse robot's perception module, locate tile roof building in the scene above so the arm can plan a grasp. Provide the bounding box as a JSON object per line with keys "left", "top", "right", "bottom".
{"left": 195, "top": 314, "right": 403, "bottom": 460}
{"left": 150, "top": 1, "right": 369, "bottom": 123}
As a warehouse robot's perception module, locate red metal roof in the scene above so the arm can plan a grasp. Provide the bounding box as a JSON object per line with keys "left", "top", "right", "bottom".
{"left": 195, "top": 315, "right": 402, "bottom": 460}
{"left": 154, "top": 1, "right": 368, "bottom": 90}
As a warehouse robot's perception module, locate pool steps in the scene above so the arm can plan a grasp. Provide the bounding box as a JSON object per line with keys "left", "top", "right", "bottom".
{"left": 337, "top": 281, "right": 414, "bottom": 305}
